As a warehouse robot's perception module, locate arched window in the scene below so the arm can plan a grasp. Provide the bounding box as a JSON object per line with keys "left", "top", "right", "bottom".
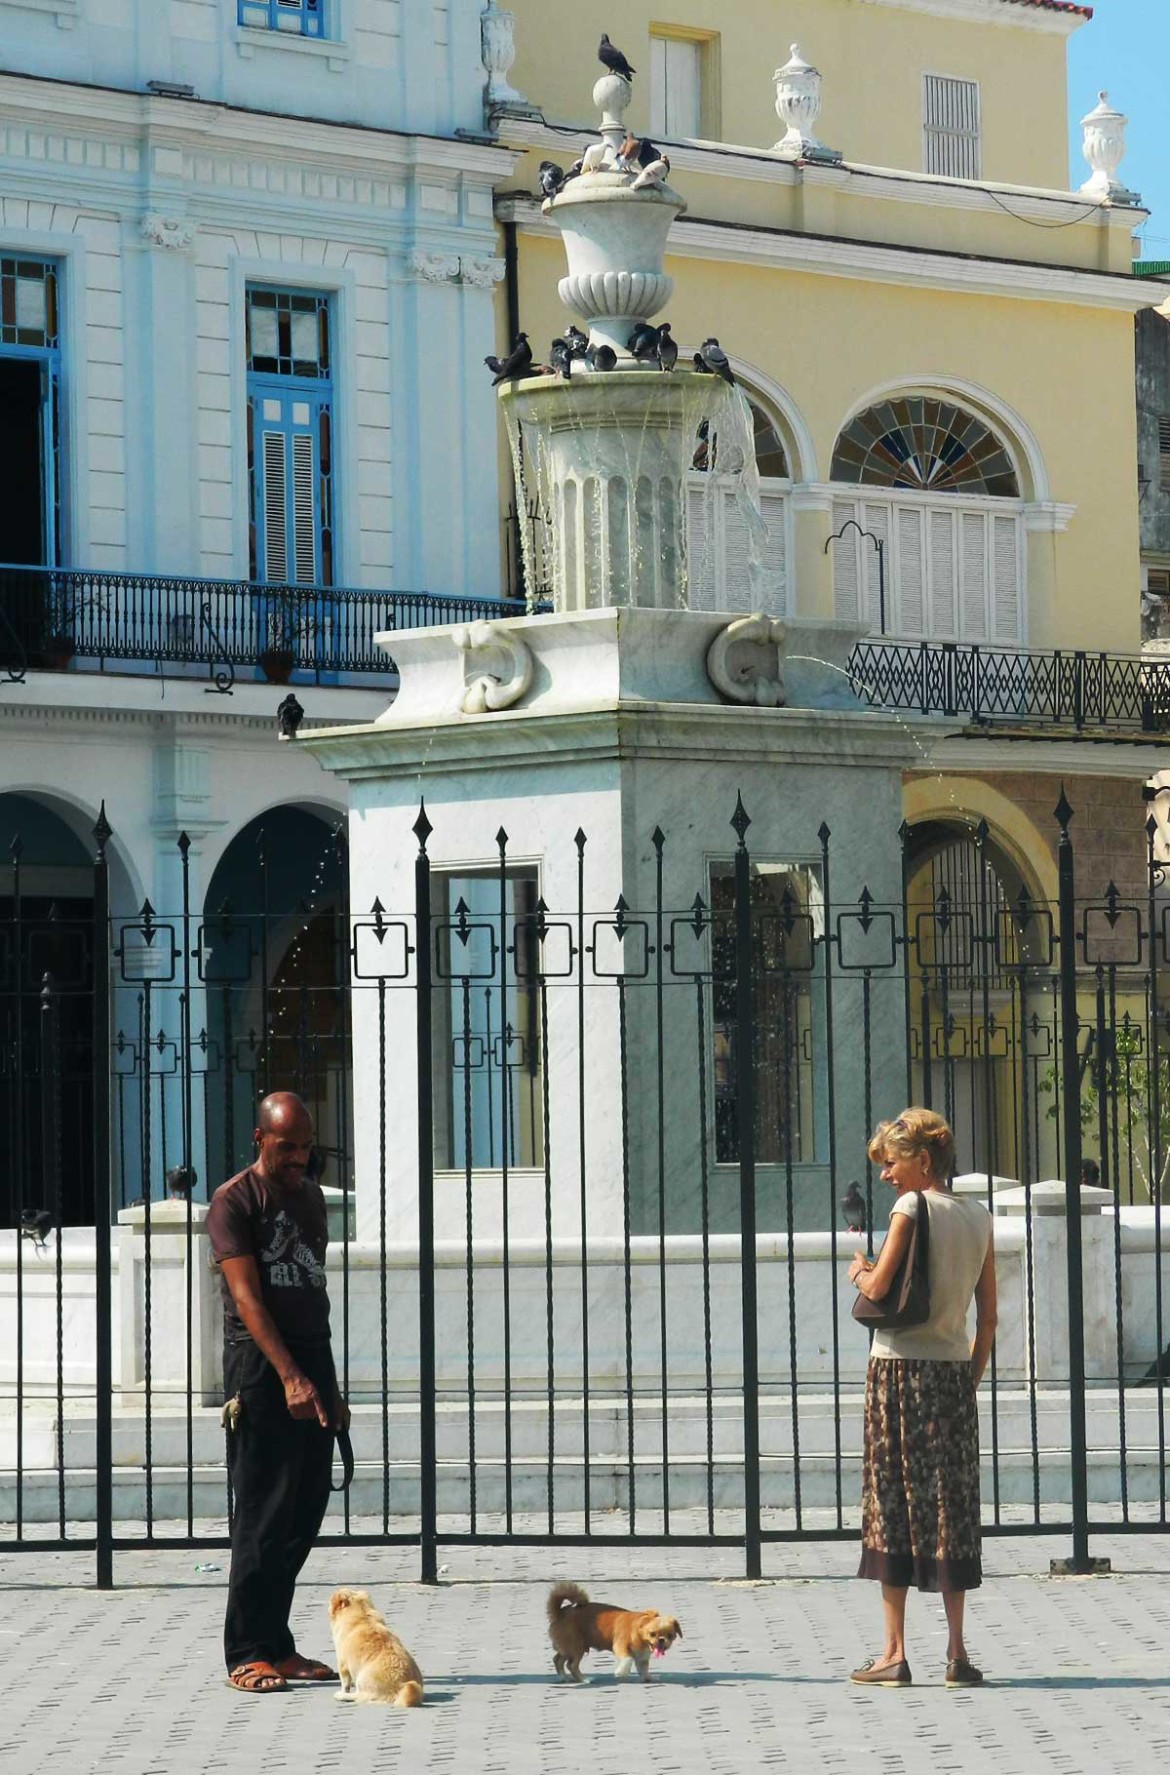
{"left": 830, "top": 392, "right": 1025, "bottom": 644}
{"left": 687, "top": 393, "right": 791, "bottom": 616}
{"left": 832, "top": 397, "right": 1019, "bottom": 498}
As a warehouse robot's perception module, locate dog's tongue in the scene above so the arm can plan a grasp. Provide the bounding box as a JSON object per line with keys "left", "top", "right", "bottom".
{"left": 653, "top": 1646, "right": 666, "bottom": 1658}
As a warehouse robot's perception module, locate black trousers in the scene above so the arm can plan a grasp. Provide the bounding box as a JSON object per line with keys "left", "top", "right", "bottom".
{"left": 222, "top": 1337, "right": 336, "bottom": 1671}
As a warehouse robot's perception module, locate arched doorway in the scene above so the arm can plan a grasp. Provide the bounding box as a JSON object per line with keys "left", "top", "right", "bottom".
{"left": 904, "top": 818, "right": 1047, "bottom": 1181}
{"left": 830, "top": 391, "right": 1026, "bottom": 643}
{"left": 199, "top": 806, "right": 350, "bottom": 1197}
{"left": 0, "top": 793, "right": 97, "bottom": 1228}
{"left": 687, "top": 388, "right": 794, "bottom": 615}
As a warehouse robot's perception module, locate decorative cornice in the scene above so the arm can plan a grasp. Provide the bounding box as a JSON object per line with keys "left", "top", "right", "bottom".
{"left": 1024, "top": 501, "right": 1078, "bottom": 533}
{"left": 852, "top": 0, "right": 1089, "bottom": 34}
{"left": 498, "top": 194, "right": 1170, "bottom": 313}
{"left": 140, "top": 212, "right": 196, "bottom": 251}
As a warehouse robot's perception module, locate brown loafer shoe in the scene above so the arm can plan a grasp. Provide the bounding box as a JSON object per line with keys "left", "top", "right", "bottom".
{"left": 850, "top": 1658, "right": 912, "bottom": 1687}
{"left": 945, "top": 1658, "right": 984, "bottom": 1688}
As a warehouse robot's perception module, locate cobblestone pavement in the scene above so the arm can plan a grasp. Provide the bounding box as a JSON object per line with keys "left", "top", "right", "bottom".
{"left": 2, "top": 1521, "right": 1170, "bottom": 1775}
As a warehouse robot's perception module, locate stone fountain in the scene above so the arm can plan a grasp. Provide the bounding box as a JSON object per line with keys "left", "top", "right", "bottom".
{"left": 302, "top": 61, "right": 926, "bottom": 1245}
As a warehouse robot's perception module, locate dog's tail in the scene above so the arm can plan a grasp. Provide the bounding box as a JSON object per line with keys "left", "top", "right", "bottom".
{"left": 394, "top": 1680, "right": 424, "bottom": 1708}
{"left": 547, "top": 1582, "right": 589, "bottom": 1625}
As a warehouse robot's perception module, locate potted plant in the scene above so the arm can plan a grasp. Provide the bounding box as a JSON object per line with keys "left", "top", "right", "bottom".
{"left": 40, "top": 632, "right": 76, "bottom": 671}
{"left": 257, "top": 596, "right": 304, "bottom": 683}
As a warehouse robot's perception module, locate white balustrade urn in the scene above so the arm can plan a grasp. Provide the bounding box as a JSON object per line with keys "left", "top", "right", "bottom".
{"left": 407, "top": 249, "right": 461, "bottom": 283}
{"left": 140, "top": 213, "right": 196, "bottom": 251}
{"left": 772, "top": 44, "right": 841, "bottom": 164}
{"left": 480, "top": 0, "right": 527, "bottom": 108}
{"left": 460, "top": 255, "right": 507, "bottom": 289}
{"left": 706, "top": 614, "right": 788, "bottom": 707}
{"left": 452, "top": 620, "right": 534, "bottom": 715}
{"left": 1080, "top": 91, "right": 1141, "bottom": 206}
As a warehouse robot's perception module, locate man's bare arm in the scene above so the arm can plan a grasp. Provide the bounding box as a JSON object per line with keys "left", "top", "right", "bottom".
{"left": 219, "top": 1255, "right": 329, "bottom": 1427}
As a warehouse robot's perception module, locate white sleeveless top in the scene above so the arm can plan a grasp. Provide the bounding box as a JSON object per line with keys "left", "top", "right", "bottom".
{"left": 870, "top": 1188, "right": 992, "bottom": 1364}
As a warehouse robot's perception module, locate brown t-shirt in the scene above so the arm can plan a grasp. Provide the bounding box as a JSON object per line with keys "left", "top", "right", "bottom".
{"left": 206, "top": 1164, "right": 331, "bottom": 1347}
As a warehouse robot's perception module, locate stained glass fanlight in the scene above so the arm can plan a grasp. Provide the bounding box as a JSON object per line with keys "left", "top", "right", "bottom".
{"left": 831, "top": 397, "right": 1019, "bottom": 497}
{"left": 693, "top": 398, "right": 790, "bottom": 478}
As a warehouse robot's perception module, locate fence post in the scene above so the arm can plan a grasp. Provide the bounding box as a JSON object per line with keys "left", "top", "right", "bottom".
{"left": 732, "top": 794, "right": 762, "bottom": 1580}
{"left": 414, "top": 803, "right": 439, "bottom": 1584}
{"left": 1052, "top": 789, "right": 1104, "bottom": 1576}
{"left": 93, "top": 806, "right": 114, "bottom": 1588}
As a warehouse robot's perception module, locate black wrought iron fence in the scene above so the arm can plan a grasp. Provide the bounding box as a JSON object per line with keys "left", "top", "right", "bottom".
{"left": 850, "top": 636, "right": 1170, "bottom": 732}
{"left": 0, "top": 562, "right": 528, "bottom": 685}
{"left": 2, "top": 795, "right": 1170, "bottom": 1585}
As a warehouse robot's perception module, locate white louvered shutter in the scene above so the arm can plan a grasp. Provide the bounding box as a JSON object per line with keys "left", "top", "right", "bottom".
{"left": 720, "top": 491, "right": 754, "bottom": 613}
{"left": 924, "top": 76, "right": 981, "bottom": 179}
{"left": 757, "top": 491, "right": 788, "bottom": 615}
{"left": 959, "top": 511, "right": 988, "bottom": 641}
{"left": 261, "top": 428, "right": 289, "bottom": 583}
{"left": 992, "top": 512, "right": 1023, "bottom": 641}
{"left": 831, "top": 499, "right": 861, "bottom": 622}
{"left": 291, "top": 433, "right": 317, "bottom": 585}
{"left": 929, "top": 507, "right": 957, "bottom": 638}
{"left": 896, "top": 505, "right": 926, "bottom": 637}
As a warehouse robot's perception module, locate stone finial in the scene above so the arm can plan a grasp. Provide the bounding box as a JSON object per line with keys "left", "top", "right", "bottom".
{"left": 772, "top": 44, "right": 841, "bottom": 165}
{"left": 1080, "top": 91, "right": 1141, "bottom": 206}
{"left": 481, "top": 0, "right": 527, "bottom": 108}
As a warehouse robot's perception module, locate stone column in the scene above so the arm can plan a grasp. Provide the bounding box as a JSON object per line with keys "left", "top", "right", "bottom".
{"left": 791, "top": 487, "right": 836, "bottom": 622}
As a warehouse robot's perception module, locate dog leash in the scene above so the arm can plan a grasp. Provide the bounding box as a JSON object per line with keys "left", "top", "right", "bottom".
{"left": 331, "top": 1426, "right": 355, "bottom": 1493}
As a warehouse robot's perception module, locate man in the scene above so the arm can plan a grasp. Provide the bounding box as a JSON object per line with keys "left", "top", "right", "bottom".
{"left": 207, "top": 1091, "right": 349, "bottom": 1694}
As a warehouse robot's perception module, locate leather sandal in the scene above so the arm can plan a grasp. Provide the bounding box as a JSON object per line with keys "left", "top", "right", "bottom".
{"left": 945, "top": 1658, "right": 984, "bottom": 1687}
{"left": 227, "top": 1661, "right": 288, "bottom": 1693}
{"left": 274, "top": 1654, "right": 337, "bottom": 1682}
{"left": 850, "top": 1658, "right": 913, "bottom": 1687}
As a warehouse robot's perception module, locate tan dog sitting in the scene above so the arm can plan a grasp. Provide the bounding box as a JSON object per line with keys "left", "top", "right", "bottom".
{"left": 328, "top": 1588, "right": 424, "bottom": 1707}
{"left": 547, "top": 1582, "right": 683, "bottom": 1682}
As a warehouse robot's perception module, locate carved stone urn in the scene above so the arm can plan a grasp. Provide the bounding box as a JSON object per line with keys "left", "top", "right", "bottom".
{"left": 1080, "top": 91, "right": 1140, "bottom": 206}
{"left": 772, "top": 44, "right": 841, "bottom": 164}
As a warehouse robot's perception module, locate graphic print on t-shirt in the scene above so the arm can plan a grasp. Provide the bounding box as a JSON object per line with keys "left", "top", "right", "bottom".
{"left": 260, "top": 1208, "right": 328, "bottom": 1292}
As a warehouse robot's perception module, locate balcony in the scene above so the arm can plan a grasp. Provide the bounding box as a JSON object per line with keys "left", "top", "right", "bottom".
{"left": 849, "top": 637, "right": 1170, "bottom": 734}
{"left": 0, "top": 563, "right": 528, "bottom": 690}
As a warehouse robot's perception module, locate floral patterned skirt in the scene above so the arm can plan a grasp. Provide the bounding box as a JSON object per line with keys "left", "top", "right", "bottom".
{"left": 859, "top": 1357, "right": 982, "bottom": 1593}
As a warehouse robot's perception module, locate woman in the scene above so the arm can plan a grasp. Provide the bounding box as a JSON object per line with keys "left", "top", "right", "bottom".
{"left": 847, "top": 1108, "right": 996, "bottom": 1689}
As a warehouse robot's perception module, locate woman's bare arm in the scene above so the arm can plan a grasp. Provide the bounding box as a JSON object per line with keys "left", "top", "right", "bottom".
{"left": 970, "top": 1231, "right": 998, "bottom": 1386}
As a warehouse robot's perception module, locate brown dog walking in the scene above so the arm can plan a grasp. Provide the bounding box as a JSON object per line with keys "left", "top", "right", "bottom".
{"left": 547, "top": 1582, "right": 683, "bottom": 1682}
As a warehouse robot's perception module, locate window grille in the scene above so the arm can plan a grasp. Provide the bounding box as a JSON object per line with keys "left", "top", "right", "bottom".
{"left": 1158, "top": 417, "right": 1170, "bottom": 492}
{"left": 238, "top": 0, "right": 325, "bottom": 38}
{"left": 650, "top": 34, "right": 702, "bottom": 139}
{"left": 924, "top": 75, "right": 981, "bottom": 180}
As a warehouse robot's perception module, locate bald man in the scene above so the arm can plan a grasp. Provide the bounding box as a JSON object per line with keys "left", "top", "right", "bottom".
{"left": 207, "top": 1092, "right": 349, "bottom": 1694}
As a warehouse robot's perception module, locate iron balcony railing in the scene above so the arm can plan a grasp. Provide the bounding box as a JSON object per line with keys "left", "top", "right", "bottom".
{"left": 849, "top": 637, "right": 1170, "bottom": 734}
{"left": 0, "top": 562, "right": 529, "bottom": 686}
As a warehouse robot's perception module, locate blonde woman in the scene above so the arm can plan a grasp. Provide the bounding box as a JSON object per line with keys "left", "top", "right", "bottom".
{"left": 847, "top": 1109, "right": 996, "bottom": 1689}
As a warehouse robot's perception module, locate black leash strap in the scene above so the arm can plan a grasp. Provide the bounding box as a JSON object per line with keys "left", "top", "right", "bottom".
{"left": 331, "top": 1426, "right": 355, "bottom": 1493}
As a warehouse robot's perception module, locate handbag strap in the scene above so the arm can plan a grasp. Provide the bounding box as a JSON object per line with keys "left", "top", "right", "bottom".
{"left": 331, "top": 1426, "right": 355, "bottom": 1493}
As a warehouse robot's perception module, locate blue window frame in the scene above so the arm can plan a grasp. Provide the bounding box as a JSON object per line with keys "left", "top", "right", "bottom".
{"left": 238, "top": 0, "right": 325, "bottom": 37}
{"left": 0, "top": 258, "right": 62, "bottom": 572}
{"left": 246, "top": 287, "right": 334, "bottom": 589}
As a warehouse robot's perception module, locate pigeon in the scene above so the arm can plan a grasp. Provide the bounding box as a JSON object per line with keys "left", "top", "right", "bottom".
{"left": 581, "top": 141, "right": 612, "bottom": 175}
{"left": 700, "top": 336, "right": 736, "bottom": 385}
{"left": 165, "top": 1165, "right": 198, "bottom": 1198}
{"left": 628, "top": 321, "right": 660, "bottom": 362}
{"left": 538, "top": 160, "right": 565, "bottom": 199}
{"left": 564, "top": 153, "right": 587, "bottom": 183}
{"left": 656, "top": 322, "right": 678, "bottom": 372}
{"left": 841, "top": 1181, "right": 868, "bottom": 1235}
{"left": 484, "top": 333, "right": 533, "bottom": 385}
{"left": 276, "top": 692, "right": 303, "bottom": 741}
{"left": 549, "top": 336, "right": 574, "bottom": 379}
{"left": 598, "top": 33, "right": 635, "bottom": 81}
{"left": 565, "top": 325, "right": 590, "bottom": 362}
{"left": 632, "top": 155, "right": 670, "bottom": 191}
{"left": 693, "top": 350, "right": 710, "bottom": 374}
{"left": 19, "top": 1207, "right": 53, "bottom": 1251}
{"left": 585, "top": 343, "right": 617, "bottom": 372}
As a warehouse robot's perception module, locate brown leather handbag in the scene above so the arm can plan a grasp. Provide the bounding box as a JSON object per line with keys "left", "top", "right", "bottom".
{"left": 851, "top": 1191, "right": 931, "bottom": 1329}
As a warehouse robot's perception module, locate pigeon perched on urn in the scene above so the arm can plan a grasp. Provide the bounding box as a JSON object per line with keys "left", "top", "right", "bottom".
{"left": 598, "top": 33, "right": 636, "bottom": 81}
{"left": 585, "top": 343, "right": 618, "bottom": 372}
{"left": 698, "top": 337, "right": 736, "bottom": 385}
{"left": 539, "top": 160, "right": 566, "bottom": 198}
{"left": 656, "top": 323, "right": 678, "bottom": 372}
{"left": 841, "top": 1181, "right": 868, "bottom": 1235}
{"left": 581, "top": 141, "right": 612, "bottom": 175}
{"left": 276, "top": 692, "right": 304, "bottom": 741}
{"left": 485, "top": 333, "right": 533, "bottom": 385}
{"left": 632, "top": 155, "right": 670, "bottom": 191}
{"left": 628, "top": 321, "right": 660, "bottom": 362}
{"left": 549, "top": 336, "right": 574, "bottom": 379}
{"left": 20, "top": 1207, "right": 54, "bottom": 1251}
{"left": 564, "top": 325, "right": 590, "bottom": 363}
